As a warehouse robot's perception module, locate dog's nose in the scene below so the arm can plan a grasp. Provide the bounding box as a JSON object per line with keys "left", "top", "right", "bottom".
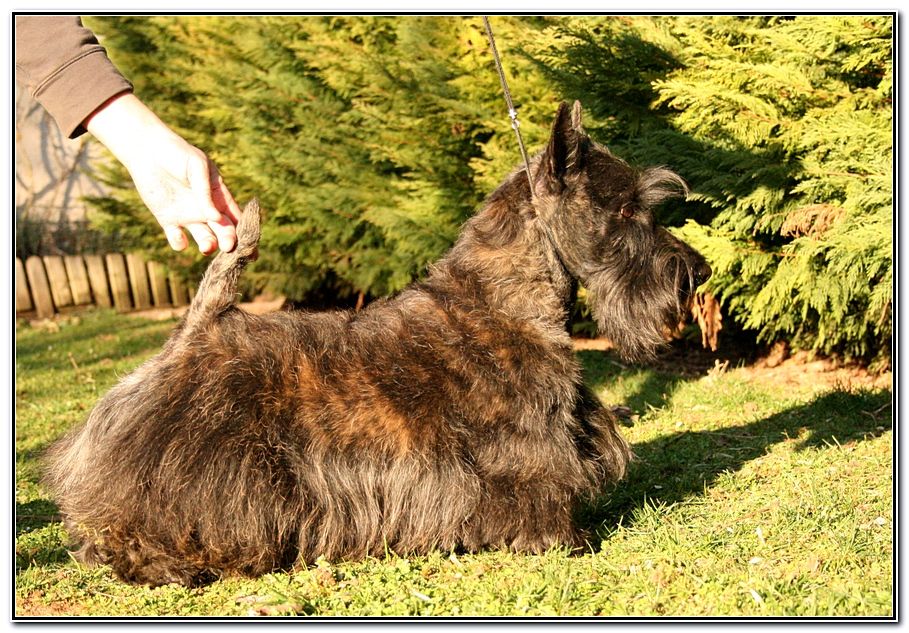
{"left": 694, "top": 261, "right": 712, "bottom": 287}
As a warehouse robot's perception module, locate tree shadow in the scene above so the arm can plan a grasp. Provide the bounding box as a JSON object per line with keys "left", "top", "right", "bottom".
{"left": 582, "top": 354, "right": 688, "bottom": 417}
{"left": 578, "top": 387, "right": 892, "bottom": 537}
{"left": 15, "top": 499, "right": 69, "bottom": 574}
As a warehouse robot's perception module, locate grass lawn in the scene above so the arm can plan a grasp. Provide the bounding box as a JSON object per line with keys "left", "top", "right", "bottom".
{"left": 14, "top": 309, "right": 893, "bottom": 618}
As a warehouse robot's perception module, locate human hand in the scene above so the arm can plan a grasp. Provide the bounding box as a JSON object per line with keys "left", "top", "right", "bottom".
{"left": 127, "top": 137, "right": 240, "bottom": 254}
{"left": 85, "top": 92, "right": 240, "bottom": 254}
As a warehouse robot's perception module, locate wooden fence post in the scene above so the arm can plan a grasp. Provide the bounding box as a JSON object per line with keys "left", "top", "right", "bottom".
{"left": 42, "top": 256, "right": 73, "bottom": 309}
{"left": 83, "top": 254, "right": 112, "bottom": 308}
{"left": 105, "top": 253, "right": 132, "bottom": 312}
{"left": 24, "top": 256, "right": 55, "bottom": 319}
{"left": 147, "top": 261, "right": 171, "bottom": 307}
{"left": 15, "top": 258, "right": 33, "bottom": 313}
{"left": 63, "top": 255, "right": 93, "bottom": 305}
{"left": 169, "top": 272, "right": 189, "bottom": 307}
{"left": 126, "top": 253, "right": 152, "bottom": 310}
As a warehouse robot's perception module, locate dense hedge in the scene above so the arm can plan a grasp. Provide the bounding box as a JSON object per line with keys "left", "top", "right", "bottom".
{"left": 84, "top": 15, "right": 892, "bottom": 364}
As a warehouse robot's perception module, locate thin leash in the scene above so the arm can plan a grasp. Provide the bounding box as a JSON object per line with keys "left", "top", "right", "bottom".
{"left": 481, "top": 16, "right": 535, "bottom": 199}
{"left": 481, "top": 17, "right": 579, "bottom": 285}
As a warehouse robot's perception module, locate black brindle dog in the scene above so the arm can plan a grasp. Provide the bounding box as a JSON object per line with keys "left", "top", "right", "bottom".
{"left": 44, "top": 101, "right": 711, "bottom": 586}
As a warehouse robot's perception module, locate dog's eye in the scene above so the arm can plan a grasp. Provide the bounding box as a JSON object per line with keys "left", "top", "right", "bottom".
{"left": 620, "top": 205, "right": 634, "bottom": 218}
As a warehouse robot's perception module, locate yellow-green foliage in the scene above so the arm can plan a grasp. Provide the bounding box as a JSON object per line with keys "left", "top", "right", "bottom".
{"left": 665, "top": 16, "right": 892, "bottom": 364}
{"left": 530, "top": 15, "right": 891, "bottom": 363}
{"left": 83, "top": 15, "right": 891, "bottom": 362}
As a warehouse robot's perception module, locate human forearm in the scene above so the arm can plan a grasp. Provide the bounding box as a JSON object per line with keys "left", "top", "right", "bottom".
{"left": 17, "top": 15, "right": 240, "bottom": 254}
{"left": 84, "top": 92, "right": 185, "bottom": 172}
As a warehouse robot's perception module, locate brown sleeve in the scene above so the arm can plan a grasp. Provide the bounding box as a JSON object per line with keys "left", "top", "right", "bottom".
{"left": 15, "top": 15, "right": 133, "bottom": 139}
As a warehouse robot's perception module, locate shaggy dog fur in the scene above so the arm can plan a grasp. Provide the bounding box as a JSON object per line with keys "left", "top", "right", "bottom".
{"left": 44, "top": 102, "right": 710, "bottom": 586}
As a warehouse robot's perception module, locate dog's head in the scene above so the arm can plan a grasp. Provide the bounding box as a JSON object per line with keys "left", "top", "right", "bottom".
{"left": 532, "top": 101, "right": 712, "bottom": 361}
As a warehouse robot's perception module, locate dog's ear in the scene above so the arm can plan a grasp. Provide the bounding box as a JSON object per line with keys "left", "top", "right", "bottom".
{"left": 536, "top": 100, "right": 588, "bottom": 195}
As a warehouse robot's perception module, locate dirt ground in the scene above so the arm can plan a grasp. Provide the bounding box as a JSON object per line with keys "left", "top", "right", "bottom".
{"left": 733, "top": 348, "right": 891, "bottom": 392}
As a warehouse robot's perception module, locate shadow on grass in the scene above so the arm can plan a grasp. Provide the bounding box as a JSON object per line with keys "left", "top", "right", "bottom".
{"left": 580, "top": 387, "right": 893, "bottom": 539}
{"left": 16, "top": 499, "right": 61, "bottom": 537}
{"left": 577, "top": 335, "right": 742, "bottom": 415}
{"left": 578, "top": 349, "right": 690, "bottom": 414}
{"left": 15, "top": 500, "right": 69, "bottom": 574}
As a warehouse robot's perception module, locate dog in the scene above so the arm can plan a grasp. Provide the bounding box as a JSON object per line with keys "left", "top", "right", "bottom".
{"left": 43, "top": 101, "right": 711, "bottom": 586}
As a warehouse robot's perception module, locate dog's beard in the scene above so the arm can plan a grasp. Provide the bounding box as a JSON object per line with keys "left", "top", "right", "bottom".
{"left": 583, "top": 251, "right": 696, "bottom": 362}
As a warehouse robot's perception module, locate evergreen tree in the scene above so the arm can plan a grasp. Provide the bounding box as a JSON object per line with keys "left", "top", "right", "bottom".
{"left": 533, "top": 15, "right": 892, "bottom": 365}
{"left": 82, "top": 15, "right": 892, "bottom": 365}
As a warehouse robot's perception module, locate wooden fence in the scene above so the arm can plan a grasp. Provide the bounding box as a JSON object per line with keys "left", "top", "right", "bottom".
{"left": 16, "top": 253, "right": 195, "bottom": 319}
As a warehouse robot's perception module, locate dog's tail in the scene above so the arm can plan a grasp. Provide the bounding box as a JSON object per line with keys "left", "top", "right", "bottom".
{"left": 177, "top": 198, "right": 261, "bottom": 337}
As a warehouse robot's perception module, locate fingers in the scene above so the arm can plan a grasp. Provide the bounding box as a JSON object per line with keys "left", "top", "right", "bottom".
{"left": 163, "top": 225, "right": 189, "bottom": 251}
{"left": 163, "top": 217, "right": 236, "bottom": 254}
{"left": 209, "top": 162, "right": 242, "bottom": 226}
{"left": 163, "top": 221, "right": 232, "bottom": 255}
{"left": 208, "top": 214, "right": 237, "bottom": 253}
{"left": 158, "top": 206, "right": 236, "bottom": 255}
{"left": 184, "top": 223, "right": 218, "bottom": 256}
{"left": 144, "top": 143, "right": 242, "bottom": 255}
{"left": 206, "top": 162, "right": 239, "bottom": 253}
{"left": 186, "top": 153, "right": 239, "bottom": 253}
{"left": 186, "top": 153, "right": 226, "bottom": 225}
